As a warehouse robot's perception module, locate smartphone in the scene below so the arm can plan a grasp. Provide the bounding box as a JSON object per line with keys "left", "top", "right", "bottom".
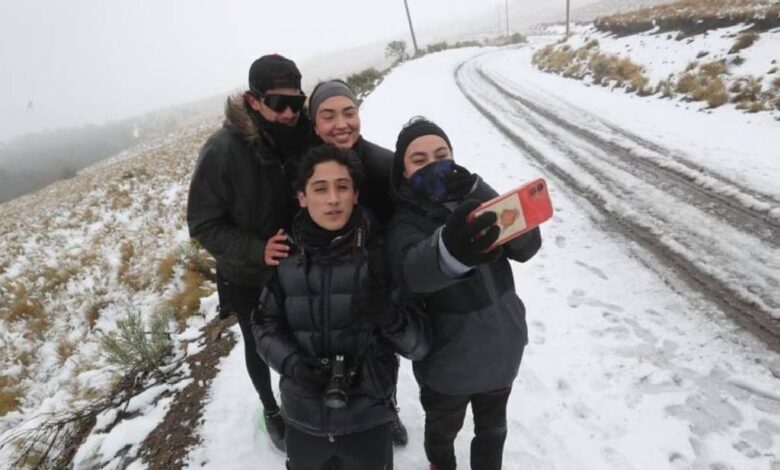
{"left": 468, "top": 178, "right": 553, "bottom": 248}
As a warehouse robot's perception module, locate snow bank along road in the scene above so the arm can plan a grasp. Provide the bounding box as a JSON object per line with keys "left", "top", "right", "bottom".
{"left": 456, "top": 47, "right": 780, "bottom": 350}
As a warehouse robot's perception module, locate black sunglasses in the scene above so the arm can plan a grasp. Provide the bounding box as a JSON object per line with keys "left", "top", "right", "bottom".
{"left": 261, "top": 93, "right": 306, "bottom": 113}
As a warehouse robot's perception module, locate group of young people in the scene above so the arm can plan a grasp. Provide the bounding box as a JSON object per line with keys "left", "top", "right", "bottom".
{"left": 187, "top": 53, "right": 541, "bottom": 470}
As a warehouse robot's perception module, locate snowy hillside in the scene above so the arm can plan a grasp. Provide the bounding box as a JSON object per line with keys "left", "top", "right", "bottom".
{"left": 533, "top": 6, "right": 780, "bottom": 116}
{"left": 0, "top": 117, "right": 224, "bottom": 467}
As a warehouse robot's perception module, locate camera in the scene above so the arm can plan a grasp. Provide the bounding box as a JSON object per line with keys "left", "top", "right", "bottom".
{"left": 323, "top": 355, "right": 351, "bottom": 409}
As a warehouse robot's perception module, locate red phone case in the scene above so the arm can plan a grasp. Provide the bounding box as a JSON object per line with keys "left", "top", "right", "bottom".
{"left": 469, "top": 178, "right": 553, "bottom": 248}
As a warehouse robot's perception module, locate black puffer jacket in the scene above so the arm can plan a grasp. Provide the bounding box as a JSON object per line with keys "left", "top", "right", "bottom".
{"left": 352, "top": 137, "right": 394, "bottom": 227}
{"left": 253, "top": 209, "right": 430, "bottom": 437}
{"left": 187, "top": 95, "right": 313, "bottom": 288}
{"left": 387, "top": 178, "right": 541, "bottom": 396}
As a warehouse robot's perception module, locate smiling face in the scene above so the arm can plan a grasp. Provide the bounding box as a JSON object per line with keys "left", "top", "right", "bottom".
{"left": 402, "top": 134, "right": 453, "bottom": 179}
{"left": 313, "top": 96, "right": 361, "bottom": 149}
{"left": 297, "top": 160, "right": 359, "bottom": 230}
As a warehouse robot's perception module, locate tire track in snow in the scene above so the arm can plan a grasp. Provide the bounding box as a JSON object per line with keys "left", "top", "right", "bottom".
{"left": 454, "top": 50, "right": 780, "bottom": 351}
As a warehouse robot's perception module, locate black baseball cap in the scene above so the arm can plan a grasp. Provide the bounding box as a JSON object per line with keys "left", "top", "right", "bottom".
{"left": 248, "top": 54, "right": 302, "bottom": 95}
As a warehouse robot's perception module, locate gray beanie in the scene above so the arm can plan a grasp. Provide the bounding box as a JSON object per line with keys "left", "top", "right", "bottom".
{"left": 309, "top": 80, "right": 358, "bottom": 119}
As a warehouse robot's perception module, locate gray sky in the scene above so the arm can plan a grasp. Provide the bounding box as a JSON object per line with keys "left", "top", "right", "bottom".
{"left": 0, "top": 0, "right": 592, "bottom": 143}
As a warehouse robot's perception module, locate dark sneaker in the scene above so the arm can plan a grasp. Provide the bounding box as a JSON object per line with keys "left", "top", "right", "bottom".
{"left": 391, "top": 413, "right": 408, "bottom": 447}
{"left": 264, "top": 408, "right": 286, "bottom": 452}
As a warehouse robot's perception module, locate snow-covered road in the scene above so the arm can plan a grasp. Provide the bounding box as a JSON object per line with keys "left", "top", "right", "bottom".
{"left": 457, "top": 46, "right": 780, "bottom": 349}
{"left": 186, "top": 46, "right": 780, "bottom": 469}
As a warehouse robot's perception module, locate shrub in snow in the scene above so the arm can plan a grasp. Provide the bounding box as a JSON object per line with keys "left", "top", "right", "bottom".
{"left": 729, "top": 31, "right": 760, "bottom": 53}
{"left": 100, "top": 311, "right": 172, "bottom": 375}
{"left": 346, "top": 68, "right": 383, "bottom": 101}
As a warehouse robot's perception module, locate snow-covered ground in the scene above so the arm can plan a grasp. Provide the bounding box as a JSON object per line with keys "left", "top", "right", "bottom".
{"left": 565, "top": 23, "right": 780, "bottom": 87}
{"left": 184, "top": 46, "right": 779, "bottom": 469}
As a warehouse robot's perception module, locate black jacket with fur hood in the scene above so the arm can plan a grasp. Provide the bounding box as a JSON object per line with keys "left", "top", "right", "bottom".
{"left": 187, "top": 95, "right": 314, "bottom": 288}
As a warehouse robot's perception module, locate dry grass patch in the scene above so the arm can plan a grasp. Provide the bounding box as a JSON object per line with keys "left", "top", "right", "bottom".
{"left": 692, "top": 78, "right": 729, "bottom": 108}
{"left": 0, "top": 376, "right": 23, "bottom": 416}
{"left": 7, "top": 296, "right": 45, "bottom": 324}
{"left": 700, "top": 60, "right": 728, "bottom": 78}
{"left": 595, "top": 0, "right": 780, "bottom": 36}
{"left": 56, "top": 337, "right": 78, "bottom": 365}
{"left": 117, "top": 241, "right": 134, "bottom": 281}
{"left": 156, "top": 252, "right": 178, "bottom": 288}
{"left": 534, "top": 41, "right": 650, "bottom": 95}
{"left": 40, "top": 265, "right": 79, "bottom": 293}
{"left": 730, "top": 31, "right": 760, "bottom": 53}
{"left": 167, "top": 270, "right": 211, "bottom": 329}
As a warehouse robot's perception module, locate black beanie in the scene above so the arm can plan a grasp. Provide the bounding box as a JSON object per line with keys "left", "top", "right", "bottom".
{"left": 248, "top": 54, "right": 302, "bottom": 95}
{"left": 392, "top": 117, "right": 452, "bottom": 185}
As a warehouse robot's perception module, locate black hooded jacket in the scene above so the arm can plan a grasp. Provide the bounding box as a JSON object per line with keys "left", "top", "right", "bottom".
{"left": 252, "top": 209, "right": 431, "bottom": 437}
{"left": 387, "top": 171, "right": 542, "bottom": 395}
{"left": 352, "top": 137, "right": 394, "bottom": 227}
{"left": 186, "top": 95, "right": 314, "bottom": 288}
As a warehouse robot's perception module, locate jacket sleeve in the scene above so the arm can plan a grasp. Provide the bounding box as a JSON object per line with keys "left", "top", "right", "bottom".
{"left": 186, "top": 136, "right": 266, "bottom": 265}
{"left": 387, "top": 219, "right": 472, "bottom": 295}
{"left": 381, "top": 291, "right": 432, "bottom": 361}
{"left": 252, "top": 276, "right": 301, "bottom": 377}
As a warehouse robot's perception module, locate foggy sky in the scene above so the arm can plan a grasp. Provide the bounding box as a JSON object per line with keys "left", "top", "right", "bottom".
{"left": 0, "top": 0, "right": 595, "bottom": 143}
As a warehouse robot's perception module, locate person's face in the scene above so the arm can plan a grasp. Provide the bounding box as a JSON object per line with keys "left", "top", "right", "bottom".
{"left": 402, "top": 135, "right": 453, "bottom": 179}
{"left": 314, "top": 96, "right": 361, "bottom": 149}
{"left": 297, "top": 160, "right": 359, "bottom": 231}
{"left": 247, "top": 87, "right": 302, "bottom": 126}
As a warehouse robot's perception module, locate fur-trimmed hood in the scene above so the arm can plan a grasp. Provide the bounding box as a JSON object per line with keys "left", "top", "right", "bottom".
{"left": 223, "top": 93, "right": 264, "bottom": 148}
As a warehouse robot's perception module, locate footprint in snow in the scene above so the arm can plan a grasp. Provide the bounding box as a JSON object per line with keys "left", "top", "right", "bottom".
{"left": 555, "top": 235, "right": 566, "bottom": 248}
{"left": 567, "top": 289, "right": 586, "bottom": 308}
{"left": 575, "top": 260, "right": 608, "bottom": 280}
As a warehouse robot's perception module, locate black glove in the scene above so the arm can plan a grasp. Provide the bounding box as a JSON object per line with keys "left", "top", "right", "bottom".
{"left": 292, "top": 356, "right": 331, "bottom": 393}
{"left": 441, "top": 200, "right": 502, "bottom": 267}
{"left": 445, "top": 163, "right": 478, "bottom": 201}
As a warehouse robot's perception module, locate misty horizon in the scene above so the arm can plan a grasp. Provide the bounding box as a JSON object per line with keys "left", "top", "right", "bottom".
{"left": 0, "top": 0, "right": 612, "bottom": 145}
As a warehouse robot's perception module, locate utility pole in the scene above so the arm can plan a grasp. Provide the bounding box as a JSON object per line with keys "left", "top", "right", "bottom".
{"left": 403, "top": 0, "right": 419, "bottom": 55}
{"left": 505, "top": 0, "right": 510, "bottom": 36}
{"left": 566, "top": 0, "right": 571, "bottom": 38}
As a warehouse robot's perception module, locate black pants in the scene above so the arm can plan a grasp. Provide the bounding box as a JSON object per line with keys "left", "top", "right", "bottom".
{"left": 286, "top": 423, "right": 393, "bottom": 470}
{"left": 420, "top": 386, "right": 511, "bottom": 470}
{"left": 217, "top": 273, "right": 278, "bottom": 411}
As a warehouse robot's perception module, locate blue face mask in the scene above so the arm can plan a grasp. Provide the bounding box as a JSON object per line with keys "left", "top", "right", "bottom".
{"left": 408, "top": 159, "right": 455, "bottom": 203}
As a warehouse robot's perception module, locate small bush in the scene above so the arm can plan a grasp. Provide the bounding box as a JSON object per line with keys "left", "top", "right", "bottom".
{"left": 178, "top": 240, "right": 215, "bottom": 282}
{"left": 385, "top": 40, "right": 408, "bottom": 63}
{"left": 345, "top": 68, "right": 383, "bottom": 99}
{"left": 692, "top": 78, "right": 728, "bottom": 108}
{"left": 676, "top": 73, "right": 699, "bottom": 94}
{"left": 100, "top": 311, "right": 172, "bottom": 375}
{"left": 426, "top": 42, "right": 449, "bottom": 54}
{"left": 700, "top": 60, "right": 727, "bottom": 78}
{"left": 729, "top": 32, "right": 759, "bottom": 53}
{"left": 773, "top": 76, "right": 780, "bottom": 90}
